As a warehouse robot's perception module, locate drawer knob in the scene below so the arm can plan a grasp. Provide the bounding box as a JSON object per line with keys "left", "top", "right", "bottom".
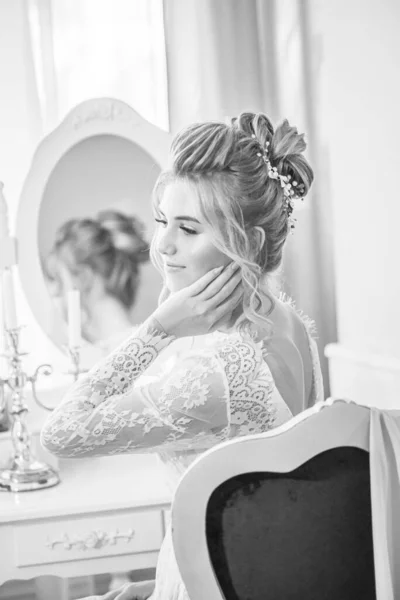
{"left": 45, "top": 528, "right": 135, "bottom": 551}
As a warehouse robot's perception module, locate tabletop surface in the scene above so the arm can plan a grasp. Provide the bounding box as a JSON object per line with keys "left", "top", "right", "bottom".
{"left": 0, "top": 453, "right": 172, "bottom": 523}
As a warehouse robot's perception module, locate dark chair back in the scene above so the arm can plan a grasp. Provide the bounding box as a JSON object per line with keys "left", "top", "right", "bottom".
{"left": 206, "top": 447, "right": 376, "bottom": 600}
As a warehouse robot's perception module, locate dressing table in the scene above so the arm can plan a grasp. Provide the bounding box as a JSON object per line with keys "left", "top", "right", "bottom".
{"left": 0, "top": 98, "right": 173, "bottom": 599}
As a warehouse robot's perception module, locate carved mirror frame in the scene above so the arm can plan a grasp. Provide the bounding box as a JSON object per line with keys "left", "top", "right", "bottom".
{"left": 16, "top": 98, "right": 171, "bottom": 354}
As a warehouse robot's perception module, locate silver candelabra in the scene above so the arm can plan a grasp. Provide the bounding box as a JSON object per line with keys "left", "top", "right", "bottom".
{"left": 0, "top": 327, "right": 60, "bottom": 492}
{"left": 0, "top": 331, "right": 87, "bottom": 493}
{"left": 0, "top": 182, "right": 86, "bottom": 492}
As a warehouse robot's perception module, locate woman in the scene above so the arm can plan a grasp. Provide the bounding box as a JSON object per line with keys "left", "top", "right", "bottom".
{"left": 43, "top": 210, "right": 150, "bottom": 353}
{"left": 41, "top": 112, "right": 324, "bottom": 600}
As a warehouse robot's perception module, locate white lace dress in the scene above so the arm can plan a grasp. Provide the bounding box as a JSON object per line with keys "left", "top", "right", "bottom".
{"left": 41, "top": 313, "right": 324, "bottom": 600}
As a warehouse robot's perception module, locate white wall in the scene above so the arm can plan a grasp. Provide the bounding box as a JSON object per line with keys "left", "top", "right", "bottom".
{"left": 308, "top": 0, "right": 400, "bottom": 406}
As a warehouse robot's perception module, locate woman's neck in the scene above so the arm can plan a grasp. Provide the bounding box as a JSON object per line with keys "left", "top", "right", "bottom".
{"left": 83, "top": 295, "right": 134, "bottom": 344}
{"left": 217, "top": 304, "right": 245, "bottom": 333}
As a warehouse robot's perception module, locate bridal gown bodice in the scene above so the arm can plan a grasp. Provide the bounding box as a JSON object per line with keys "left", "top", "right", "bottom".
{"left": 41, "top": 303, "right": 324, "bottom": 600}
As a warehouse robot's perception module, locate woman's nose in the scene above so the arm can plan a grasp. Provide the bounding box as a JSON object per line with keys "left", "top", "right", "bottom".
{"left": 157, "top": 228, "right": 177, "bottom": 256}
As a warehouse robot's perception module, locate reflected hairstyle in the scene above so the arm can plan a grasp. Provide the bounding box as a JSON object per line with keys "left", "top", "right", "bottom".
{"left": 44, "top": 210, "right": 150, "bottom": 309}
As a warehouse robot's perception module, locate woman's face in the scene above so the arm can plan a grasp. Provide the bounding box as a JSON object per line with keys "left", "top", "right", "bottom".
{"left": 154, "top": 180, "right": 230, "bottom": 293}
{"left": 46, "top": 262, "right": 76, "bottom": 321}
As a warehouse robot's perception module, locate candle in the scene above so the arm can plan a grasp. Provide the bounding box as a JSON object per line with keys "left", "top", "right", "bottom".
{"left": 67, "top": 289, "right": 81, "bottom": 348}
{"left": 2, "top": 268, "right": 18, "bottom": 330}
{"left": 0, "top": 182, "right": 10, "bottom": 240}
{"left": 0, "top": 278, "right": 6, "bottom": 377}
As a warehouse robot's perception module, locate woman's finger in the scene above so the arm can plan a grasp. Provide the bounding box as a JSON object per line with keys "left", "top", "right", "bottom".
{"left": 186, "top": 265, "right": 224, "bottom": 296}
{"left": 196, "top": 262, "right": 240, "bottom": 301}
{"left": 204, "top": 269, "right": 242, "bottom": 308}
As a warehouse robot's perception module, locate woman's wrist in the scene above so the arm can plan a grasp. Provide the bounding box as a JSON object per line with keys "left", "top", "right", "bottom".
{"left": 148, "top": 314, "right": 171, "bottom": 338}
{"left": 150, "top": 307, "right": 178, "bottom": 339}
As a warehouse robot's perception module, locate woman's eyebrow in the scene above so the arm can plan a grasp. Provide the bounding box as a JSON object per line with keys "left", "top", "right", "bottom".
{"left": 158, "top": 209, "right": 201, "bottom": 224}
{"left": 175, "top": 216, "right": 201, "bottom": 223}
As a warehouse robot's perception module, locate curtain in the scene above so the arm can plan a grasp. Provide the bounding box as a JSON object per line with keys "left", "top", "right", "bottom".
{"left": 164, "top": 0, "right": 279, "bottom": 131}
{"left": 27, "top": 0, "right": 169, "bottom": 132}
{"left": 163, "top": 0, "right": 336, "bottom": 394}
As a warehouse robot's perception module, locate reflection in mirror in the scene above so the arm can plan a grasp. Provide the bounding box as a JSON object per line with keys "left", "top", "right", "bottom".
{"left": 42, "top": 209, "right": 150, "bottom": 353}
{"left": 16, "top": 98, "right": 172, "bottom": 367}
{"left": 38, "top": 134, "right": 160, "bottom": 358}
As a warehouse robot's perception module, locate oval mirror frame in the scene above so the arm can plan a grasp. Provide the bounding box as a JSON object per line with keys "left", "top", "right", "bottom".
{"left": 16, "top": 97, "right": 172, "bottom": 354}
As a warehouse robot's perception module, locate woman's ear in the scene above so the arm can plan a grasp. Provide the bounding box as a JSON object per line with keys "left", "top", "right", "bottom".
{"left": 253, "top": 226, "right": 266, "bottom": 251}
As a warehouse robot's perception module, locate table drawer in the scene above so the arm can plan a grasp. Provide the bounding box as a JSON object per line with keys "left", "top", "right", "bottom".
{"left": 14, "top": 509, "right": 164, "bottom": 567}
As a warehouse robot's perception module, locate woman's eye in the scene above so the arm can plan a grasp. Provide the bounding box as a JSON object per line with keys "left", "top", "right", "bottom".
{"left": 180, "top": 225, "right": 197, "bottom": 235}
{"left": 155, "top": 218, "right": 196, "bottom": 235}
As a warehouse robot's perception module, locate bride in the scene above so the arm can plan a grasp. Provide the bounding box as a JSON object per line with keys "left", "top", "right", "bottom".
{"left": 41, "top": 111, "right": 324, "bottom": 600}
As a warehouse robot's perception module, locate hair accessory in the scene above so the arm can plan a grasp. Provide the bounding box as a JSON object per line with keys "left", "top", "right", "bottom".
{"left": 252, "top": 135, "right": 305, "bottom": 230}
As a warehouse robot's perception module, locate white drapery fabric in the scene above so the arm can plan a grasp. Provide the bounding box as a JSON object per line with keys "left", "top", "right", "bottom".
{"left": 26, "top": 0, "right": 169, "bottom": 133}
{"left": 163, "top": 0, "right": 279, "bottom": 132}
{"left": 370, "top": 409, "right": 400, "bottom": 600}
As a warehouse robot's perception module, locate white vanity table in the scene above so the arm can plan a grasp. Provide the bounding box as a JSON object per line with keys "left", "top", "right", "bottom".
{"left": 0, "top": 389, "right": 172, "bottom": 597}
{"left": 0, "top": 98, "right": 174, "bottom": 598}
{"left": 0, "top": 453, "right": 172, "bottom": 584}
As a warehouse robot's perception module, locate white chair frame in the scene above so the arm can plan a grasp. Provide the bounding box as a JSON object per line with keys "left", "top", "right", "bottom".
{"left": 172, "top": 398, "right": 373, "bottom": 600}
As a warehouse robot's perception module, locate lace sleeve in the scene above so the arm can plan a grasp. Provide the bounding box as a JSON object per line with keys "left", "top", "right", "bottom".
{"left": 40, "top": 348, "right": 231, "bottom": 458}
{"left": 83, "top": 317, "right": 175, "bottom": 401}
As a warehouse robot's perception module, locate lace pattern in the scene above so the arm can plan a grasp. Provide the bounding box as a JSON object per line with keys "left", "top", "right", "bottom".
{"left": 41, "top": 329, "right": 286, "bottom": 459}
{"left": 87, "top": 318, "right": 174, "bottom": 403}
{"left": 217, "top": 336, "right": 278, "bottom": 436}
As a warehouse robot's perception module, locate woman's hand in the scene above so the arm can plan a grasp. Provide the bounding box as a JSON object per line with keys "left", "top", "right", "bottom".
{"left": 152, "top": 262, "right": 243, "bottom": 338}
{"left": 81, "top": 579, "right": 155, "bottom": 600}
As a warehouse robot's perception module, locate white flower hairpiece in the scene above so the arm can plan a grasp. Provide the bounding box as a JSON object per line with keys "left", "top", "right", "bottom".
{"left": 252, "top": 135, "right": 305, "bottom": 230}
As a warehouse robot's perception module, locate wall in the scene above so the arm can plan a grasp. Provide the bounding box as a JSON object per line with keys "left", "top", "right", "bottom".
{"left": 307, "top": 0, "right": 400, "bottom": 407}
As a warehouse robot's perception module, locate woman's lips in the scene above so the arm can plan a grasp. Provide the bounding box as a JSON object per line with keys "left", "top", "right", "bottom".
{"left": 164, "top": 264, "right": 186, "bottom": 272}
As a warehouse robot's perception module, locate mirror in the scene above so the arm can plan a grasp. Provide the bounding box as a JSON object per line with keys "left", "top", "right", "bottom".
{"left": 16, "top": 98, "right": 171, "bottom": 361}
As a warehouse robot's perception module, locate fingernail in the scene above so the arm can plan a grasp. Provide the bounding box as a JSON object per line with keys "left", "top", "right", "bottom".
{"left": 231, "top": 262, "right": 239, "bottom": 270}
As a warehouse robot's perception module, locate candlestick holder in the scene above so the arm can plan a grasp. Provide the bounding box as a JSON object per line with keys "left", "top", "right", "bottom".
{"left": 64, "top": 344, "right": 88, "bottom": 382}
{"left": 0, "top": 327, "right": 60, "bottom": 492}
{"left": 0, "top": 372, "right": 10, "bottom": 432}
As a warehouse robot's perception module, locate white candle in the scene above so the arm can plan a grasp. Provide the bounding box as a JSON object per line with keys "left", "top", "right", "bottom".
{"left": 67, "top": 289, "right": 81, "bottom": 348}
{"left": 0, "top": 182, "right": 10, "bottom": 240}
{"left": 2, "top": 268, "right": 18, "bottom": 330}
{"left": 0, "top": 278, "right": 6, "bottom": 377}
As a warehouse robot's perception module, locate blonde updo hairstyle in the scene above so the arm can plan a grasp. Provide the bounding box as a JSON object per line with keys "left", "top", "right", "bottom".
{"left": 45, "top": 210, "right": 149, "bottom": 310}
{"left": 151, "top": 111, "right": 313, "bottom": 338}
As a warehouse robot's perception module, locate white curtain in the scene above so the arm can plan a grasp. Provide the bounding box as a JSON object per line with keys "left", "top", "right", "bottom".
{"left": 27, "top": 0, "right": 169, "bottom": 132}
{"left": 164, "top": 0, "right": 279, "bottom": 132}
{"left": 163, "top": 0, "right": 336, "bottom": 393}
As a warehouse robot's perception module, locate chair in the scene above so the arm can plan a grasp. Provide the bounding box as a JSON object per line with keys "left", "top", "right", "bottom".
{"left": 172, "top": 399, "right": 399, "bottom": 600}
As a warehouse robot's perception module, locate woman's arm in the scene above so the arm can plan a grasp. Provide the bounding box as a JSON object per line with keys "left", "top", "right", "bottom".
{"left": 80, "top": 579, "right": 155, "bottom": 600}
{"left": 41, "top": 334, "right": 279, "bottom": 459}
{"left": 83, "top": 316, "right": 175, "bottom": 402}
{"left": 41, "top": 346, "right": 230, "bottom": 457}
